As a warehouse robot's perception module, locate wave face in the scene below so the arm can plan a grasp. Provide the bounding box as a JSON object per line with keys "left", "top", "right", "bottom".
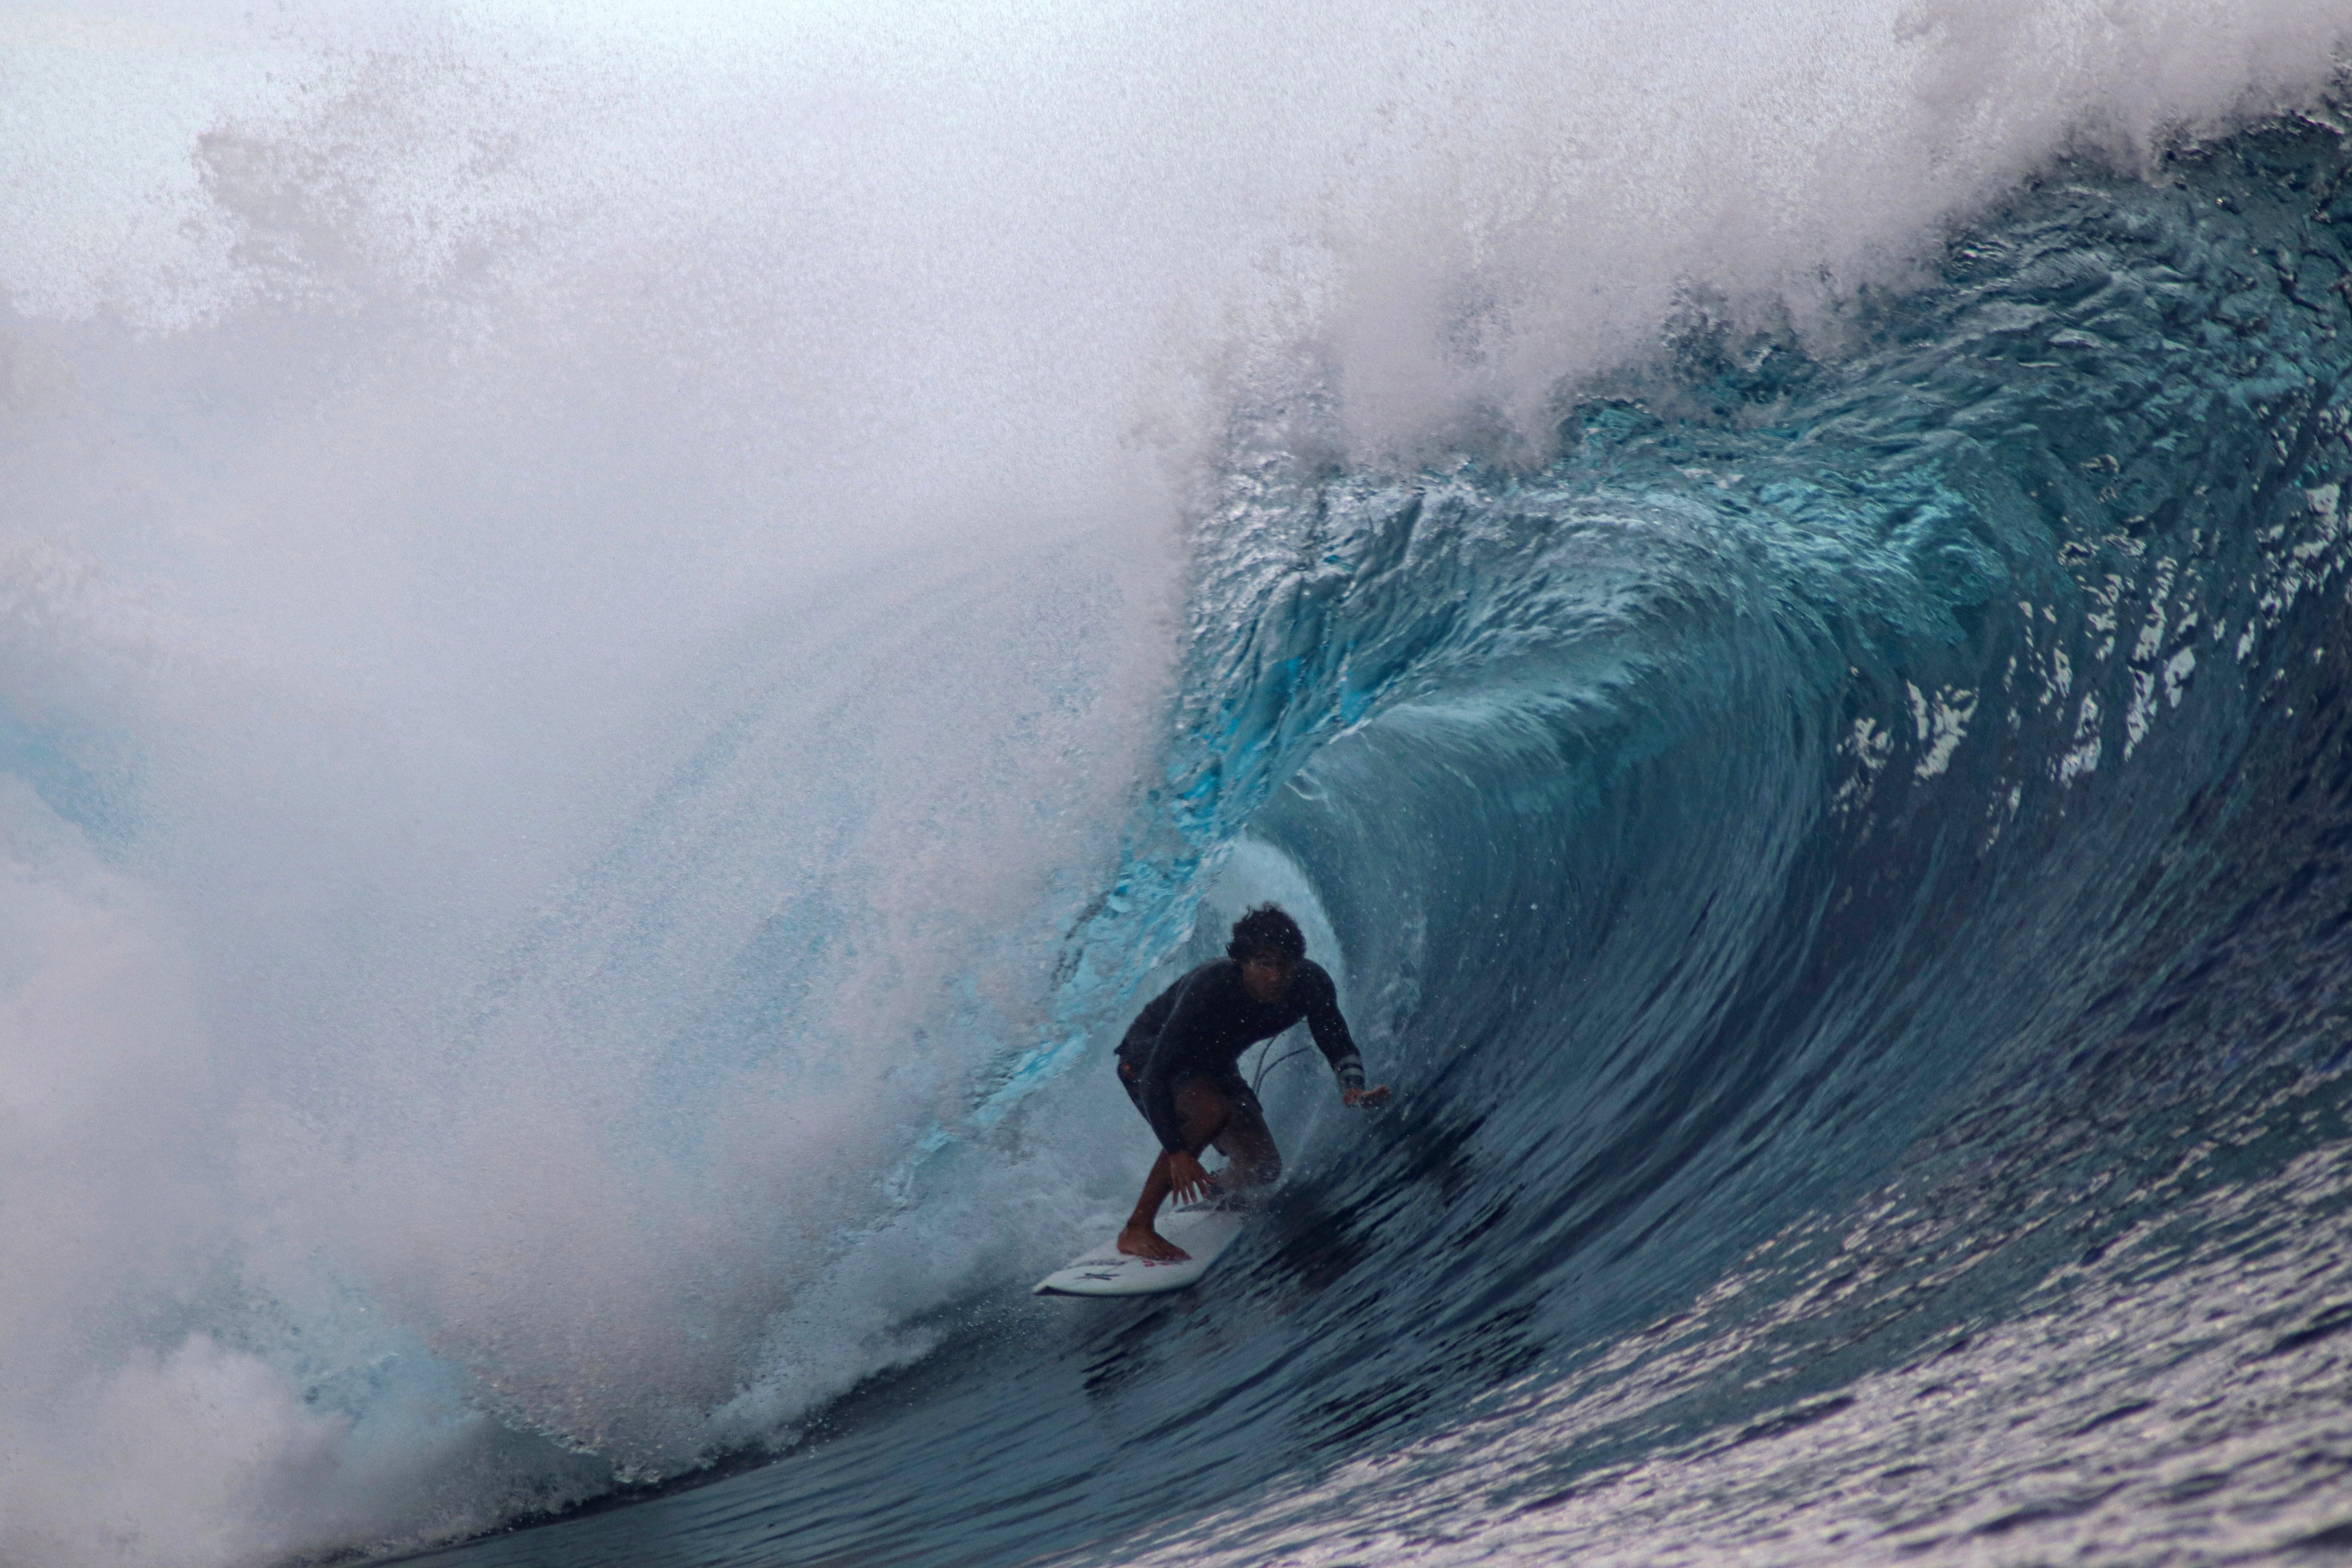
{"left": 389, "top": 107, "right": 2352, "bottom": 1567}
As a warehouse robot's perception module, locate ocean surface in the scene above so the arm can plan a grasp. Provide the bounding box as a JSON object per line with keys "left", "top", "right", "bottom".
{"left": 10, "top": 10, "right": 2352, "bottom": 1568}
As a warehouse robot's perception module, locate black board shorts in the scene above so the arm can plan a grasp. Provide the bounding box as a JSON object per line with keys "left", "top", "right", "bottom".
{"left": 1116, "top": 1056, "right": 1266, "bottom": 1144}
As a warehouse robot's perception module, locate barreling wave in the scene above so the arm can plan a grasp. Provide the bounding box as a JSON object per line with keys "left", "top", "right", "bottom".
{"left": 405, "top": 98, "right": 2352, "bottom": 1568}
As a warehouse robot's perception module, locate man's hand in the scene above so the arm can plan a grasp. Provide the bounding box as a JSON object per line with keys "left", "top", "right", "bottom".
{"left": 1344, "top": 1084, "right": 1392, "bottom": 1109}
{"left": 1167, "top": 1150, "right": 1215, "bottom": 1204}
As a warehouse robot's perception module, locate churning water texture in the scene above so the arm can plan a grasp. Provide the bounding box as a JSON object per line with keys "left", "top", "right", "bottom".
{"left": 390, "top": 104, "right": 2352, "bottom": 1567}
{"left": 15, "top": 12, "right": 2352, "bottom": 1568}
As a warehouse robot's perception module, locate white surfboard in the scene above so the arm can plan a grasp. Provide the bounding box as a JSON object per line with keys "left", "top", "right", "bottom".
{"left": 1033, "top": 1202, "right": 1247, "bottom": 1297}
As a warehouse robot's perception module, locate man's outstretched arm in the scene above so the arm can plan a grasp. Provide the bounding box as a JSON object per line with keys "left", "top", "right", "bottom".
{"left": 1302, "top": 968, "right": 1391, "bottom": 1107}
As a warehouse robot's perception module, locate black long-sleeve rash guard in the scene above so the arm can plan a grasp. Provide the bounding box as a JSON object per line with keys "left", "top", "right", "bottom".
{"left": 1116, "top": 958, "right": 1365, "bottom": 1153}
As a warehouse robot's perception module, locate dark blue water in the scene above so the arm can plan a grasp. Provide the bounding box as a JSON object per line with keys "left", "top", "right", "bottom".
{"left": 397, "top": 107, "right": 2352, "bottom": 1567}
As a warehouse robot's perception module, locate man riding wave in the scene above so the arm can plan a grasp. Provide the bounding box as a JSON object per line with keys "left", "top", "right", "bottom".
{"left": 1114, "top": 904, "right": 1391, "bottom": 1260}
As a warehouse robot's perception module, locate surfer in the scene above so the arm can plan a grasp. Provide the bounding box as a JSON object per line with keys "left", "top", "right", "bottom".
{"left": 1114, "top": 904, "right": 1390, "bottom": 1261}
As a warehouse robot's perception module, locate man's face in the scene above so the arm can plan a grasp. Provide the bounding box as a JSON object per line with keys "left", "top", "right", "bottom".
{"left": 1240, "top": 952, "right": 1298, "bottom": 1002}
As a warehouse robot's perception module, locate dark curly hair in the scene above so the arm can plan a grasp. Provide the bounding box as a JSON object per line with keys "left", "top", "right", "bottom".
{"left": 1226, "top": 903, "right": 1307, "bottom": 964}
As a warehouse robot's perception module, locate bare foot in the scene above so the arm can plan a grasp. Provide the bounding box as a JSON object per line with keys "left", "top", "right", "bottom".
{"left": 1117, "top": 1223, "right": 1190, "bottom": 1262}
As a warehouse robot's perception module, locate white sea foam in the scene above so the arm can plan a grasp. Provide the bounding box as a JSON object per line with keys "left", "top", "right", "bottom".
{"left": 1, "top": 2, "right": 2346, "bottom": 1561}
